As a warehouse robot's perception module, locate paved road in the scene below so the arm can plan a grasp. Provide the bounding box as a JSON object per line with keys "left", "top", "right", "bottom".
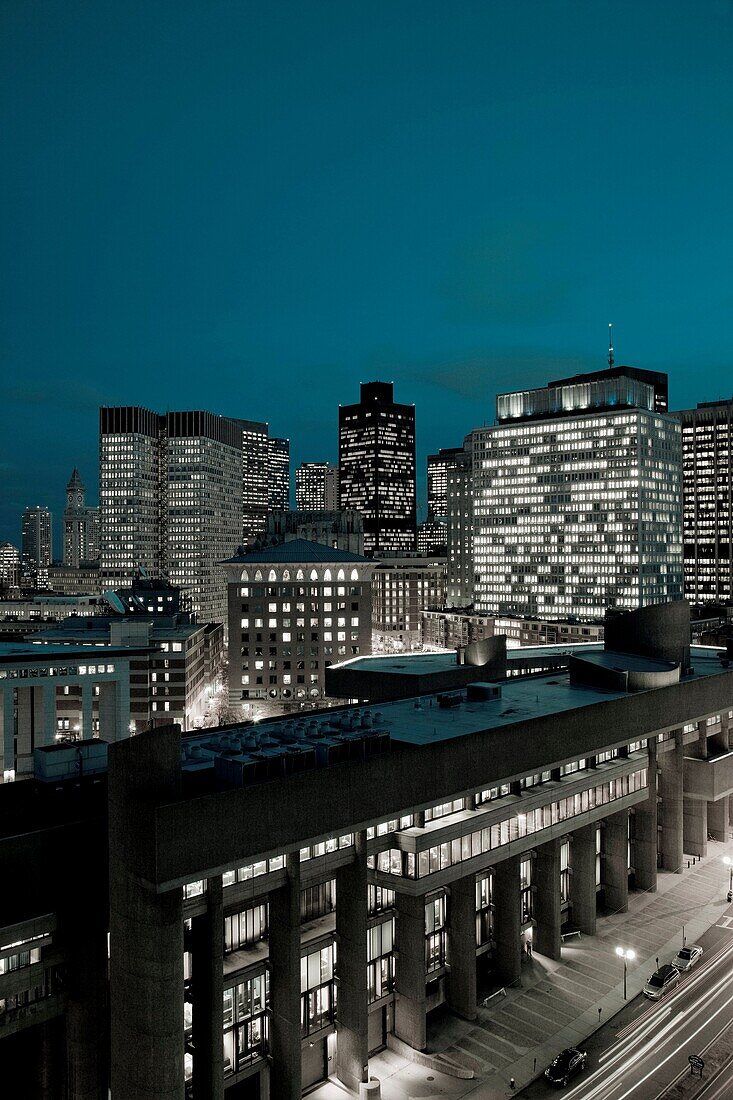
{"left": 516, "top": 911, "right": 733, "bottom": 1099}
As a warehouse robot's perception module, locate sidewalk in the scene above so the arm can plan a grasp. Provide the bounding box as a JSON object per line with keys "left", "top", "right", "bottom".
{"left": 310, "top": 836, "right": 733, "bottom": 1100}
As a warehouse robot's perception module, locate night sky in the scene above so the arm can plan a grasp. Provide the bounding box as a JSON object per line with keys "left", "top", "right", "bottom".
{"left": 3, "top": 1, "right": 733, "bottom": 548}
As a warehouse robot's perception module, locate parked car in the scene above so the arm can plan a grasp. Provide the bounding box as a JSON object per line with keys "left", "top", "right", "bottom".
{"left": 643, "top": 964, "right": 680, "bottom": 999}
{"left": 672, "top": 945, "right": 703, "bottom": 972}
{"left": 544, "top": 1047, "right": 588, "bottom": 1087}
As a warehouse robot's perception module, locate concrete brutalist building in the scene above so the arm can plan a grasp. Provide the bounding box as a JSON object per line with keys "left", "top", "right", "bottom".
{"left": 2, "top": 602, "right": 733, "bottom": 1100}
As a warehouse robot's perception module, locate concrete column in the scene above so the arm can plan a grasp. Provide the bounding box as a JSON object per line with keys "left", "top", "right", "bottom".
{"left": 659, "top": 730, "right": 684, "bottom": 873}
{"left": 604, "top": 810, "right": 629, "bottom": 914}
{"left": 684, "top": 799, "right": 708, "bottom": 858}
{"left": 191, "top": 874, "right": 224, "bottom": 1100}
{"left": 335, "top": 831, "right": 368, "bottom": 1091}
{"left": 269, "top": 851, "right": 302, "bottom": 1100}
{"left": 36, "top": 1018, "right": 65, "bottom": 1099}
{"left": 393, "top": 892, "right": 427, "bottom": 1050}
{"left": 81, "top": 681, "right": 94, "bottom": 739}
{"left": 65, "top": 923, "right": 108, "bottom": 1100}
{"left": 15, "top": 685, "right": 34, "bottom": 774}
{"left": 1, "top": 684, "right": 15, "bottom": 776}
{"left": 534, "top": 838, "right": 562, "bottom": 960}
{"left": 109, "top": 726, "right": 185, "bottom": 1100}
{"left": 696, "top": 719, "right": 708, "bottom": 759}
{"left": 493, "top": 856, "right": 522, "bottom": 986}
{"left": 446, "top": 873, "right": 477, "bottom": 1020}
{"left": 711, "top": 713, "right": 730, "bottom": 756}
{"left": 98, "top": 680, "right": 120, "bottom": 742}
{"left": 41, "top": 683, "right": 57, "bottom": 748}
{"left": 634, "top": 741, "right": 658, "bottom": 892}
{"left": 708, "top": 799, "right": 728, "bottom": 843}
{"left": 571, "top": 824, "right": 597, "bottom": 935}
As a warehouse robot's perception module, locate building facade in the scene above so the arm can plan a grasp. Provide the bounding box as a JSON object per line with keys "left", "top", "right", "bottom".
{"left": 3, "top": 604, "right": 732, "bottom": 1100}
{"left": 416, "top": 515, "right": 447, "bottom": 556}
{"left": 99, "top": 407, "right": 246, "bottom": 625}
{"left": 63, "top": 468, "right": 100, "bottom": 568}
{"left": 427, "top": 447, "right": 464, "bottom": 520}
{"left": 240, "top": 419, "right": 270, "bottom": 544}
{"left": 295, "top": 463, "right": 339, "bottom": 511}
{"left": 0, "top": 542, "right": 20, "bottom": 591}
{"left": 421, "top": 609, "right": 604, "bottom": 651}
{"left": 223, "top": 539, "right": 374, "bottom": 715}
{"left": 679, "top": 400, "right": 733, "bottom": 603}
{"left": 267, "top": 437, "right": 291, "bottom": 512}
{"left": 473, "top": 371, "right": 683, "bottom": 619}
{"left": 264, "top": 510, "right": 364, "bottom": 556}
{"left": 445, "top": 443, "right": 474, "bottom": 607}
{"left": 372, "top": 555, "right": 447, "bottom": 651}
{"left": 339, "top": 382, "right": 416, "bottom": 555}
{"left": 21, "top": 506, "right": 52, "bottom": 589}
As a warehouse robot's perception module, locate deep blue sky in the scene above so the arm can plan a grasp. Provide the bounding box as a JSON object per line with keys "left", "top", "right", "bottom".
{"left": 3, "top": 1, "right": 733, "bottom": 548}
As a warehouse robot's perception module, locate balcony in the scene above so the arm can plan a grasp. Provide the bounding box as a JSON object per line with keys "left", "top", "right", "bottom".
{"left": 683, "top": 750, "right": 733, "bottom": 801}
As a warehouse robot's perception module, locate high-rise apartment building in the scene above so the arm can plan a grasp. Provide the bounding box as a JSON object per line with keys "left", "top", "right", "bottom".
{"left": 472, "top": 370, "right": 683, "bottom": 618}
{"left": 0, "top": 542, "right": 21, "bottom": 589}
{"left": 240, "top": 419, "right": 270, "bottom": 543}
{"left": 21, "top": 505, "right": 52, "bottom": 588}
{"left": 679, "top": 400, "right": 733, "bottom": 602}
{"left": 427, "top": 447, "right": 464, "bottom": 520}
{"left": 338, "top": 381, "right": 416, "bottom": 555}
{"left": 268, "top": 436, "right": 291, "bottom": 511}
{"left": 99, "top": 407, "right": 243, "bottom": 624}
{"left": 295, "top": 462, "right": 339, "bottom": 510}
{"left": 63, "top": 468, "right": 100, "bottom": 568}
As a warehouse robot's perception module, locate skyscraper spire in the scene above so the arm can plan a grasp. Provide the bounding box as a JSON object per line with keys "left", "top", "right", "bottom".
{"left": 608, "top": 323, "right": 614, "bottom": 369}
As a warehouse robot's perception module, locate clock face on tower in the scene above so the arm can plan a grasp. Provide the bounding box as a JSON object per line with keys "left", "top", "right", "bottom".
{"left": 77, "top": 492, "right": 83, "bottom": 505}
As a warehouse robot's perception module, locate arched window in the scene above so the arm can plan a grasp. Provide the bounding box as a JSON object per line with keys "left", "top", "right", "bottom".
{"left": 282, "top": 569, "right": 290, "bottom": 581}
{"left": 337, "top": 569, "right": 345, "bottom": 581}
{"left": 240, "top": 569, "right": 249, "bottom": 582}
{"left": 323, "top": 569, "right": 332, "bottom": 582}
{"left": 350, "top": 568, "right": 359, "bottom": 581}
{"left": 268, "top": 569, "right": 277, "bottom": 582}
{"left": 296, "top": 569, "right": 305, "bottom": 581}
{"left": 310, "top": 568, "right": 318, "bottom": 581}
{"left": 254, "top": 569, "right": 263, "bottom": 581}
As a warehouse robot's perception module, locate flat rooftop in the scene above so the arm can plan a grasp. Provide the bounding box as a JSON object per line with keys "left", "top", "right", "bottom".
{"left": 330, "top": 642, "right": 594, "bottom": 678}
{"left": 0, "top": 642, "right": 153, "bottom": 663}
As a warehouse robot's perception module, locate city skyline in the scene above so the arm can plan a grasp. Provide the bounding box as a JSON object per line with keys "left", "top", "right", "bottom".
{"left": 3, "top": 3, "right": 733, "bottom": 541}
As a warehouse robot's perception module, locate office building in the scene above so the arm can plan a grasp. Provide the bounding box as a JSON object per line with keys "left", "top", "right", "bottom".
{"left": 223, "top": 539, "right": 374, "bottom": 715}
{"left": 679, "top": 400, "right": 733, "bottom": 603}
{"left": 371, "top": 555, "right": 446, "bottom": 651}
{"left": 339, "top": 382, "right": 416, "bottom": 555}
{"left": 0, "top": 542, "right": 20, "bottom": 590}
{"left": 240, "top": 419, "right": 270, "bottom": 544}
{"left": 416, "top": 515, "right": 447, "bottom": 555}
{"left": 295, "top": 462, "right": 339, "bottom": 511}
{"left": 421, "top": 609, "right": 604, "bottom": 651}
{"left": 21, "top": 505, "right": 52, "bottom": 589}
{"left": 3, "top": 602, "right": 733, "bottom": 1099}
{"left": 63, "top": 468, "right": 100, "bottom": 568}
{"left": 427, "top": 447, "right": 464, "bottom": 520}
{"left": 268, "top": 437, "right": 291, "bottom": 511}
{"left": 48, "top": 564, "right": 102, "bottom": 596}
{"left": 99, "top": 407, "right": 244, "bottom": 625}
{"left": 445, "top": 443, "right": 474, "bottom": 607}
{"left": 473, "top": 369, "right": 683, "bottom": 619}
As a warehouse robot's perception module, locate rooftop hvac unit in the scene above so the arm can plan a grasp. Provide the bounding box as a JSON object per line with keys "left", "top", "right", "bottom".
{"left": 466, "top": 682, "right": 502, "bottom": 702}
{"left": 437, "top": 692, "right": 462, "bottom": 709}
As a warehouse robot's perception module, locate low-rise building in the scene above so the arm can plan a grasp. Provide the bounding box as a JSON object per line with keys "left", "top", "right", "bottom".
{"left": 371, "top": 555, "right": 446, "bottom": 651}
{"left": 421, "top": 609, "right": 604, "bottom": 651}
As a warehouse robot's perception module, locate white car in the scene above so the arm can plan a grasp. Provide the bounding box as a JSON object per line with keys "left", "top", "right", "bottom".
{"left": 672, "top": 945, "right": 703, "bottom": 972}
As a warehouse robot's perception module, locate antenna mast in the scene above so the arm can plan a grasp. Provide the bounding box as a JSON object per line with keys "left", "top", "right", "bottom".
{"left": 608, "top": 323, "right": 614, "bottom": 369}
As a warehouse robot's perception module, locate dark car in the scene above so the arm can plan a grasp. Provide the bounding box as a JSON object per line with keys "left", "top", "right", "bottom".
{"left": 643, "top": 963, "right": 680, "bottom": 1000}
{"left": 544, "top": 1047, "right": 588, "bottom": 1087}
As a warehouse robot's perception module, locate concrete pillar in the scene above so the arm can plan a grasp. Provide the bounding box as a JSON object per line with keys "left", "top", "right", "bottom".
{"left": 708, "top": 799, "right": 728, "bottom": 843}
{"left": 81, "top": 681, "right": 94, "bottom": 739}
{"left": 15, "top": 685, "right": 34, "bottom": 774}
{"left": 36, "top": 1018, "right": 65, "bottom": 1099}
{"left": 604, "top": 809, "right": 629, "bottom": 914}
{"left": 336, "top": 831, "right": 368, "bottom": 1091}
{"left": 191, "top": 874, "right": 224, "bottom": 1100}
{"left": 446, "top": 873, "right": 477, "bottom": 1020}
{"left": 534, "top": 838, "right": 561, "bottom": 960}
{"left": 711, "top": 713, "right": 730, "bottom": 756}
{"left": 1, "top": 684, "right": 15, "bottom": 777}
{"left": 684, "top": 799, "right": 708, "bottom": 858}
{"left": 98, "top": 680, "right": 121, "bottom": 742}
{"left": 634, "top": 741, "right": 658, "bottom": 892}
{"left": 493, "top": 856, "right": 522, "bottom": 986}
{"left": 269, "top": 851, "right": 302, "bottom": 1100}
{"left": 65, "top": 923, "right": 108, "bottom": 1100}
{"left": 393, "top": 892, "right": 427, "bottom": 1050}
{"left": 571, "top": 824, "right": 597, "bottom": 935}
{"left": 41, "top": 683, "right": 56, "bottom": 748}
{"left": 659, "top": 730, "right": 684, "bottom": 872}
{"left": 109, "top": 726, "right": 185, "bottom": 1100}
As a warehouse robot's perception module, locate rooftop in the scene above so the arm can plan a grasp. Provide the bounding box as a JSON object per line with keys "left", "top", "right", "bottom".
{"left": 221, "top": 538, "right": 369, "bottom": 565}
{"left": 0, "top": 641, "right": 152, "bottom": 663}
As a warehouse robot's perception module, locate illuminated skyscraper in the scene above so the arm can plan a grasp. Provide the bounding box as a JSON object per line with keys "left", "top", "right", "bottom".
{"left": 427, "top": 447, "right": 464, "bottom": 520}
{"left": 472, "top": 369, "right": 683, "bottom": 618}
{"left": 295, "top": 462, "right": 339, "bottom": 510}
{"left": 21, "top": 505, "right": 52, "bottom": 588}
{"left": 240, "top": 419, "right": 270, "bottom": 543}
{"left": 267, "top": 436, "right": 291, "bottom": 511}
{"left": 338, "top": 381, "right": 416, "bottom": 555}
{"left": 679, "top": 399, "right": 733, "bottom": 602}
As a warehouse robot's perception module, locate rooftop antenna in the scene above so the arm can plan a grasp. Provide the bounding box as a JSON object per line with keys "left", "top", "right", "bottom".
{"left": 608, "top": 323, "right": 614, "bottom": 369}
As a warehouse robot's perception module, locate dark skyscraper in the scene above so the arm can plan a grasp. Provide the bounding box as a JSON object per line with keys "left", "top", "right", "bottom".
{"left": 338, "top": 381, "right": 416, "bottom": 555}
{"left": 679, "top": 399, "right": 733, "bottom": 602}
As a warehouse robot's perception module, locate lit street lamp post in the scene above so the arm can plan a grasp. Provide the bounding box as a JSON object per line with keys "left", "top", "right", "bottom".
{"left": 616, "top": 946, "right": 636, "bottom": 1000}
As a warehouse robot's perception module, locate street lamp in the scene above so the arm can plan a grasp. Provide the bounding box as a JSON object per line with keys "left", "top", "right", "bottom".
{"left": 724, "top": 857, "right": 733, "bottom": 900}
{"left": 616, "top": 946, "right": 636, "bottom": 1000}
